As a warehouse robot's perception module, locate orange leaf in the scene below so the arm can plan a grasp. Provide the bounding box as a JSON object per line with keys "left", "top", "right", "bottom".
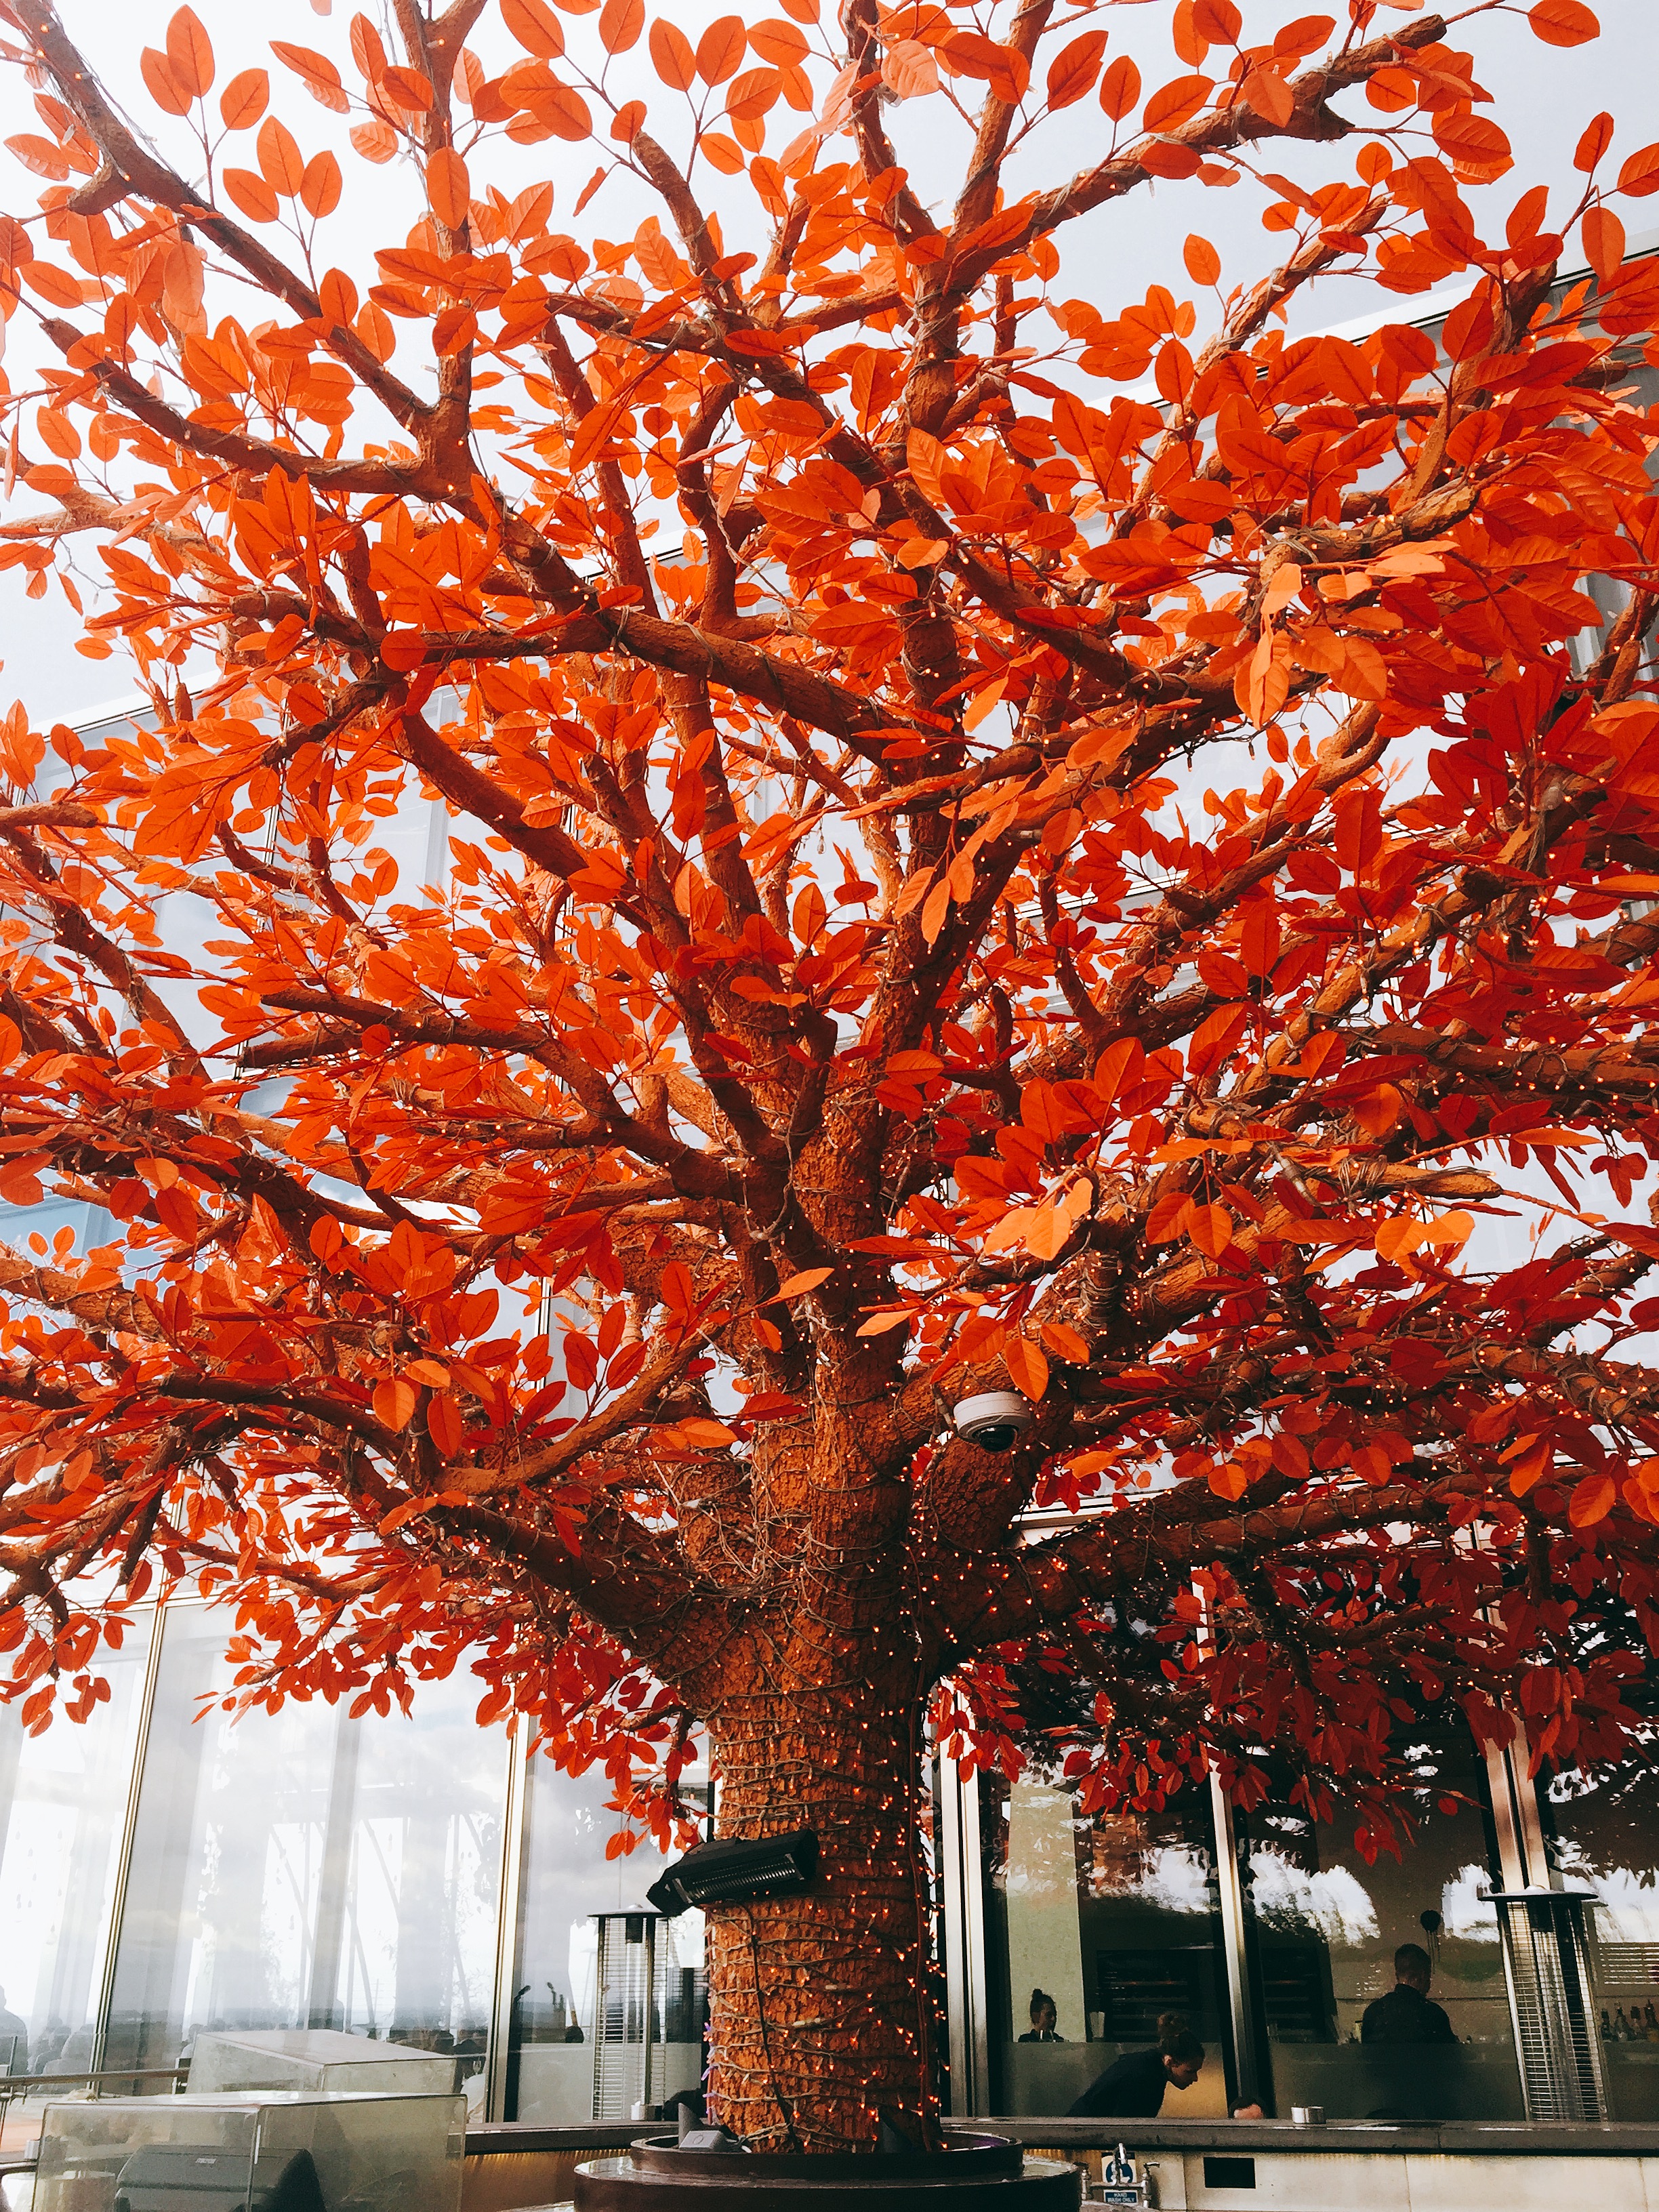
{"left": 650, "top": 19, "right": 697, "bottom": 87}
{"left": 220, "top": 68, "right": 268, "bottom": 128}
{"left": 534, "top": 80, "right": 593, "bottom": 138}
{"left": 1528, "top": 0, "right": 1598, "bottom": 43}
{"left": 427, "top": 146, "right": 471, "bottom": 230}
{"left": 1188, "top": 1203, "right": 1234, "bottom": 1259}
{"left": 1005, "top": 1336, "right": 1049, "bottom": 1402}
{"left": 696, "top": 16, "right": 747, "bottom": 85}
{"left": 140, "top": 46, "right": 191, "bottom": 116}
{"left": 504, "top": 0, "right": 567, "bottom": 57}
{"left": 1570, "top": 1475, "right": 1616, "bottom": 1530}
{"left": 1244, "top": 62, "right": 1296, "bottom": 126}
{"left": 1574, "top": 111, "right": 1614, "bottom": 172}
{"left": 1183, "top": 232, "right": 1221, "bottom": 285}
{"left": 1046, "top": 28, "right": 1108, "bottom": 110}
{"left": 1375, "top": 1216, "right": 1426, "bottom": 1264}
{"left": 350, "top": 119, "right": 398, "bottom": 164}
{"left": 166, "top": 5, "right": 214, "bottom": 98}
{"left": 428, "top": 1393, "right": 464, "bottom": 1456}
{"left": 1099, "top": 55, "right": 1142, "bottom": 119}
{"left": 224, "top": 168, "right": 279, "bottom": 223}
{"left": 680, "top": 1418, "right": 739, "bottom": 1448}
{"left": 751, "top": 19, "right": 808, "bottom": 64}
{"left": 1353, "top": 1444, "right": 1393, "bottom": 1487}
{"left": 882, "top": 40, "right": 939, "bottom": 98}
{"left": 300, "top": 151, "right": 342, "bottom": 219}
{"left": 1618, "top": 144, "right": 1659, "bottom": 199}
{"left": 1145, "top": 72, "right": 1212, "bottom": 132}
{"left": 1040, "top": 1322, "right": 1090, "bottom": 1364}
{"left": 270, "top": 42, "right": 350, "bottom": 114}
{"left": 775, "top": 1267, "right": 833, "bottom": 1299}
{"left": 380, "top": 66, "right": 435, "bottom": 112}
{"left": 1192, "top": 0, "right": 1241, "bottom": 37}
{"left": 1509, "top": 1441, "right": 1552, "bottom": 1498}
{"left": 600, "top": 0, "right": 644, "bottom": 53}
{"left": 36, "top": 409, "right": 79, "bottom": 461}
{"left": 257, "top": 116, "right": 305, "bottom": 197}
{"left": 374, "top": 1378, "right": 418, "bottom": 1433}
{"left": 857, "top": 1309, "right": 912, "bottom": 1336}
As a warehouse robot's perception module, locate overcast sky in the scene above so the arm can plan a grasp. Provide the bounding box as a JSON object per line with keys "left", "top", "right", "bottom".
{"left": 1, "top": 0, "right": 1656, "bottom": 726}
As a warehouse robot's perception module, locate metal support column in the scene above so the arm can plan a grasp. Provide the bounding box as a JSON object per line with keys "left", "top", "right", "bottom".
{"left": 484, "top": 1716, "right": 531, "bottom": 2123}
{"left": 1208, "top": 1771, "right": 1263, "bottom": 2116}
{"left": 1483, "top": 1715, "right": 1606, "bottom": 2120}
{"left": 937, "top": 1757, "right": 989, "bottom": 2116}
{"left": 1485, "top": 1713, "right": 1551, "bottom": 1893}
{"left": 89, "top": 1597, "right": 167, "bottom": 2082}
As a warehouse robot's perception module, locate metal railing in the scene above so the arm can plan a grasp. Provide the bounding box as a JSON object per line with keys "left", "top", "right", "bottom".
{"left": 0, "top": 2065, "right": 188, "bottom": 2140}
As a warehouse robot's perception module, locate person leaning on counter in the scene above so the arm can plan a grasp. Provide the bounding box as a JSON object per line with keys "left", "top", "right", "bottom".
{"left": 1067, "top": 2013, "right": 1263, "bottom": 2118}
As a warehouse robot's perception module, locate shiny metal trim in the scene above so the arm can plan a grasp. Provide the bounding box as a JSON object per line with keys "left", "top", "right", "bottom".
{"left": 88, "top": 1596, "right": 167, "bottom": 2081}
{"left": 1486, "top": 1715, "right": 1548, "bottom": 1892}
{"left": 937, "top": 1757, "right": 989, "bottom": 2115}
{"left": 960, "top": 1765, "right": 989, "bottom": 2112}
{"left": 485, "top": 1715, "right": 531, "bottom": 2122}
{"left": 1208, "top": 1770, "right": 1261, "bottom": 2114}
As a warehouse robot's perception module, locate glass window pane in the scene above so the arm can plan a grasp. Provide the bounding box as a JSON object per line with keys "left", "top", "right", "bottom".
{"left": 104, "top": 1607, "right": 506, "bottom": 2112}
{"left": 0, "top": 1629, "right": 148, "bottom": 2081}
{"left": 1544, "top": 1756, "right": 1659, "bottom": 2117}
{"left": 508, "top": 1757, "right": 705, "bottom": 2123}
{"left": 981, "top": 1765, "right": 1232, "bottom": 2117}
{"left": 1246, "top": 1730, "right": 1523, "bottom": 2121}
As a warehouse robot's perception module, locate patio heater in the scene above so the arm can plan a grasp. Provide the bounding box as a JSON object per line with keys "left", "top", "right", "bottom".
{"left": 592, "top": 1912, "right": 668, "bottom": 2121}
{"left": 1490, "top": 1887, "right": 1607, "bottom": 2121}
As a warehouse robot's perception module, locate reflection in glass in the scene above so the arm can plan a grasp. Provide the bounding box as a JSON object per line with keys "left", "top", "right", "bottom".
{"left": 1545, "top": 1750, "right": 1659, "bottom": 2118}
{"left": 1245, "top": 1732, "right": 1523, "bottom": 2120}
{"left": 982, "top": 1768, "right": 1232, "bottom": 2117}
{"left": 102, "top": 1608, "right": 507, "bottom": 2106}
{"left": 0, "top": 1634, "right": 148, "bottom": 2079}
{"left": 507, "top": 1756, "right": 705, "bottom": 2122}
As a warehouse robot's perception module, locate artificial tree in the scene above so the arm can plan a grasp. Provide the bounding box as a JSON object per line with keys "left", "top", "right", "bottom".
{"left": 1, "top": 0, "right": 1658, "bottom": 2156}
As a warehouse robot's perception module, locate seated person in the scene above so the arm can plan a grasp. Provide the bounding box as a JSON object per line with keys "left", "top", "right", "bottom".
{"left": 1068, "top": 2013, "right": 1204, "bottom": 2117}
{"left": 1019, "top": 1989, "right": 1065, "bottom": 2043}
{"left": 0, "top": 1986, "right": 26, "bottom": 2076}
{"left": 1361, "top": 1944, "right": 1458, "bottom": 2045}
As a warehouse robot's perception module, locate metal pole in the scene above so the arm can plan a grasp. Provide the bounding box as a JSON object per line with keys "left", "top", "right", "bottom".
{"left": 483, "top": 1717, "right": 530, "bottom": 2123}
{"left": 89, "top": 1597, "right": 167, "bottom": 2085}
{"left": 960, "top": 1767, "right": 989, "bottom": 2114}
{"left": 640, "top": 1919, "right": 655, "bottom": 2115}
{"left": 1208, "top": 1771, "right": 1261, "bottom": 2114}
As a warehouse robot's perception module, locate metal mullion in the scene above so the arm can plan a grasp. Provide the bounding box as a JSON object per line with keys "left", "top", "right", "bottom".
{"left": 484, "top": 1715, "right": 530, "bottom": 2122}
{"left": 88, "top": 1595, "right": 167, "bottom": 2084}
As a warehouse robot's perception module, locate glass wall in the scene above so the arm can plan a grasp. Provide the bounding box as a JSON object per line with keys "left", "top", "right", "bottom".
{"left": 1242, "top": 1732, "right": 1523, "bottom": 2121}
{"left": 0, "top": 1629, "right": 150, "bottom": 2079}
{"left": 506, "top": 1753, "right": 707, "bottom": 2122}
{"left": 980, "top": 1765, "right": 1233, "bottom": 2118}
{"left": 101, "top": 1607, "right": 506, "bottom": 2110}
{"left": 1543, "top": 1754, "right": 1659, "bottom": 2118}
{"left": 973, "top": 1727, "right": 1528, "bottom": 2121}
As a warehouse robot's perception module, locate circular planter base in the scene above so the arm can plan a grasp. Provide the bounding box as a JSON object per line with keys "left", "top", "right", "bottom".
{"left": 572, "top": 2134, "right": 1081, "bottom": 2210}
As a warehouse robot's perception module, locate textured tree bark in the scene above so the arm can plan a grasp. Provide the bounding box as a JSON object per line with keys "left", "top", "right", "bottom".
{"left": 704, "top": 1674, "right": 939, "bottom": 2152}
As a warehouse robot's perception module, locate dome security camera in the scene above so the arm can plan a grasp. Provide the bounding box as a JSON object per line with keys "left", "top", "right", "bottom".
{"left": 952, "top": 1391, "right": 1035, "bottom": 1452}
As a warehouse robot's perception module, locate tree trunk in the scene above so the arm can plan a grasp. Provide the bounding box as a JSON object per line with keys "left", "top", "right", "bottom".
{"left": 704, "top": 1674, "right": 938, "bottom": 2152}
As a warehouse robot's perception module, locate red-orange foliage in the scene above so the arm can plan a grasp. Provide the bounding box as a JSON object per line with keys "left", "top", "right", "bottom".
{"left": 1, "top": 0, "right": 1658, "bottom": 2148}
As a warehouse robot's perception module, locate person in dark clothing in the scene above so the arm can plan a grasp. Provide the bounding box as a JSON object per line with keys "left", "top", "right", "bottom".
{"left": 1361, "top": 1944, "right": 1458, "bottom": 2045}
{"left": 1019, "top": 1989, "right": 1065, "bottom": 2043}
{"left": 1067, "top": 2013, "right": 1204, "bottom": 2117}
{"left": 0, "top": 1987, "right": 27, "bottom": 2077}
